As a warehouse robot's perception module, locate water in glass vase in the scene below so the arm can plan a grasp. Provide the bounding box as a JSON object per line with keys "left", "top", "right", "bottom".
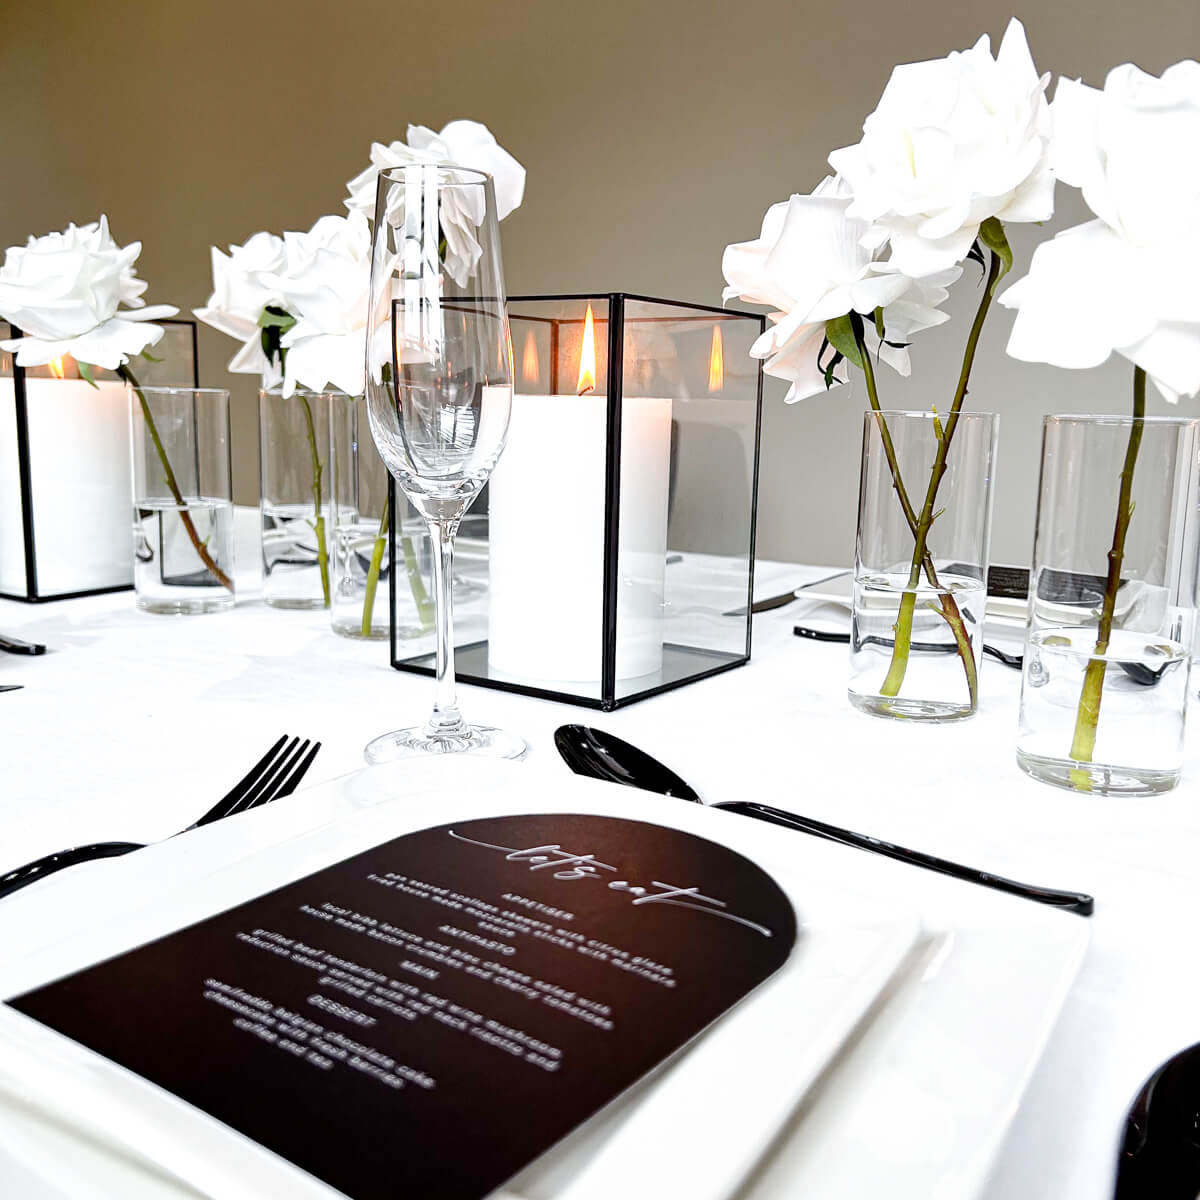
{"left": 133, "top": 499, "right": 235, "bottom": 614}
{"left": 261, "top": 500, "right": 329, "bottom": 610}
{"left": 848, "top": 571, "right": 986, "bottom": 721}
{"left": 1017, "top": 628, "right": 1190, "bottom": 794}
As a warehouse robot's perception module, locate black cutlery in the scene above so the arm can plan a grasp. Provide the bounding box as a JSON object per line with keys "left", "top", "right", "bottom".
{"left": 793, "top": 623, "right": 1023, "bottom": 668}
{"left": 1113, "top": 1044, "right": 1200, "bottom": 1198}
{"left": 554, "top": 725, "right": 699, "bottom": 800}
{"left": 553, "top": 724, "right": 1094, "bottom": 916}
{"left": 0, "top": 633, "right": 46, "bottom": 656}
{"left": 792, "top": 624, "right": 1174, "bottom": 685}
{"left": 0, "top": 685, "right": 22, "bottom": 693}
{"left": 0, "top": 735, "right": 321, "bottom": 900}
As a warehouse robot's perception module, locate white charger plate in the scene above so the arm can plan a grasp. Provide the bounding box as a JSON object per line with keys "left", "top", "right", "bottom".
{"left": 0, "top": 760, "right": 1088, "bottom": 1200}
{"left": 0, "top": 760, "right": 922, "bottom": 1200}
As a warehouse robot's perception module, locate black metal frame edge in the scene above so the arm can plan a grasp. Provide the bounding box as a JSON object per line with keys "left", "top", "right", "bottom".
{"left": 599, "top": 293, "right": 624, "bottom": 707}
{"left": 385, "top": 293, "right": 763, "bottom": 709}
{"left": 2, "top": 317, "right": 202, "bottom": 603}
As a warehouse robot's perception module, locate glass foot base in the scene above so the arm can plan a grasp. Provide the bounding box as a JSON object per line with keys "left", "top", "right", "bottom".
{"left": 849, "top": 691, "right": 975, "bottom": 723}
{"left": 364, "top": 724, "right": 527, "bottom": 764}
{"left": 136, "top": 596, "right": 235, "bottom": 615}
{"left": 1016, "top": 749, "right": 1180, "bottom": 796}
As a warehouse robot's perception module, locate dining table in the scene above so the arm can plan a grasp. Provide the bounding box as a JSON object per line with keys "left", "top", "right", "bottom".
{"left": 1, "top": 507, "right": 1198, "bottom": 1200}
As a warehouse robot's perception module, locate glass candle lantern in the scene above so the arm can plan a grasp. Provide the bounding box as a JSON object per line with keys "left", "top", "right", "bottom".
{"left": 389, "top": 294, "right": 765, "bottom": 710}
{"left": 0, "top": 318, "right": 198, "bottom": 601}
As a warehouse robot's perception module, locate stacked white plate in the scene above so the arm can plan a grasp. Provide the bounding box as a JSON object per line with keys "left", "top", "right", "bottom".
{"left": 0, "top": 759, "right": 1088, "bottom": 1200}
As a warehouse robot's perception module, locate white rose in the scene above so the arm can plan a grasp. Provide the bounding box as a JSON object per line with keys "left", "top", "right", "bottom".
{"left": 1002, "top": 61, "right": 1200, "bottom": 402}
{"left": 0, "top": 216, "right": 177, "bottom": 369}
{"left": 272, "top": 212, "right": 372, "bottom": 397}
{"left": 722, "top": 177, "right": 956, "bottom": 402}
{"left": 194, "top": 230, "right": 288, "bottom": 387}
{"left": 345, "top": 120, "right": 526, "bottom": 221}
{"left": 829, "top": 19, "right": 1054, "bottom": 278}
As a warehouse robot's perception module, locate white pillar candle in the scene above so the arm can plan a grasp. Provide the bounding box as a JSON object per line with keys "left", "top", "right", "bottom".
{"left": 487, "top": 393, "right": 672, "bottom": 685}
{"left": 0, "top": 378, "right": 131, "bottom": 595}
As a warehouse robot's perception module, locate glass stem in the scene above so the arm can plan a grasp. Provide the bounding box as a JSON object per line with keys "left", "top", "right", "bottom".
{"left": 1068, "top": 366, "right": 1147, "bottom": 777}
{"left": 425, "top": 518, "right": 465, "bottom": 739}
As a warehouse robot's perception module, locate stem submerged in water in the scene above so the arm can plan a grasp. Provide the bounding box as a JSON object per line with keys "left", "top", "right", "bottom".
{"left": 875, "top": 249, "right": 1002, "bottom": 706}
{"left": 361, "top": 504, "right": 389, "bottom": 637}
{"left": 297, "top": 394, "right": 331, "bottom": 608}
{"left": 119, "top": 364, "right": 234, "bottom": 593}
{"left": 1068, "top": 367, "right": 1147, "bottom": 783}
{"left": 853, "top": 326, "right": 979, "bottom": 709}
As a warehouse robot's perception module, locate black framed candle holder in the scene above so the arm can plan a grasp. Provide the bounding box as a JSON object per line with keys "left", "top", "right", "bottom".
{"left": 389, "top": 293, "right": 765, "bottom": 710}
{"left": 0, "top": 318, "right": 199, "bottom": 601}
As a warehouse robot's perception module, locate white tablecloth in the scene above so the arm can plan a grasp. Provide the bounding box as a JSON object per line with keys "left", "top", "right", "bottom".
{"left": 1, "top": 511, "right": 1198, "bottom": 1200}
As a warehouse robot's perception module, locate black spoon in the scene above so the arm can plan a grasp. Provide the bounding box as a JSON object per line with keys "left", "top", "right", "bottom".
{"left": 553, "top": 724, "right": 1094, "bottom": 916}
{"left": 554, "top": 725, "right": 699, "bottom": 800}
{"left": 1113, "top": 1045, "right": 1200, "bottom": 1198}
{"left": 793, "top": 624, "right": 1022, "bottom": 668}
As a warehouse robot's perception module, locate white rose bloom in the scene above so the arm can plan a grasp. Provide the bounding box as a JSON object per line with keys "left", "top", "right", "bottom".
{"left": 194, "top": 231, "right": 288, "bottom": 388}
{"left": 722, "top": 177, "right": 956, "bottom": 402}
{"left": 0, "top": 216, "right": 177, "bottom": 369}
{"left": 345, "top": 120, "right": 525, "bottom": 221}
{"left": 829, "top": 19, "right": 1054, "bottom": 278}
{"left": 345, "top": 121, "right": 525, "bottom": 288}
{"left": 271, "top": 212, "right": 372, "bottom": 397}
{"left": 1002, "top": 61, "right": 1200, "bottom": 402}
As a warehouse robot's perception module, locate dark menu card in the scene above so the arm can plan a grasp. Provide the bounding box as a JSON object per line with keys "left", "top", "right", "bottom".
{"left": 8, "top": 813, "right": 797, "bottom": 1200}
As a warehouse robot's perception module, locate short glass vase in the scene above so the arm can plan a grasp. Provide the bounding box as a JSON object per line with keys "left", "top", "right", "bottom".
{"left": 1017, "top": 414, "right": 1200, "bottom": 796}
{"left": 129, "top": 386, "right": 235, "bottom": 614}
{"left": 259, "top": 388, "right": 344, "bottom": 610}
{"left": 849, "top": 409, "right": 999, "bottom": 722}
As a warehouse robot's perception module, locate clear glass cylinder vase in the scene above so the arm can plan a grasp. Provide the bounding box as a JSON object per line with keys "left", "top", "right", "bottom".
{"left": 330, "top": 394, "right": 394, "bottom": 639}
{"left": 850, "top": 409, "right": 999, "bottom": 721}
{"left": 1017, "top": 414, "right": 1200, "bottom": 795}
{"left": 129, "top": 386, "right": 234, "bottom": 614}
{"left": 259, "top": 388, "right": 343, "bottom": 610}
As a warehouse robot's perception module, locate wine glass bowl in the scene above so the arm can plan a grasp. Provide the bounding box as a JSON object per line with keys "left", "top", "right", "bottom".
{"left": 363, "top": 165, "right": 525, "bottom": 763}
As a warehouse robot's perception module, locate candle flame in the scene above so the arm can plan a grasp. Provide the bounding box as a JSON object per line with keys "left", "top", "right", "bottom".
{"left": 576, "top": 304, "right": 597, "bottom": 395}
{"left": 708, "top": 325, "right": 724, "bottom": 392}
{"left": 521, "top": 329, "right": 539, "bottom": 384}
{"left": 48, "top": 356, "right": 68, "bottom": 380}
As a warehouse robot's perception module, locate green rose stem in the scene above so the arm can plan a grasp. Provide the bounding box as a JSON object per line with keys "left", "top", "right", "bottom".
{"left": 877, "top": 242, "right": 1004, "bottom": 702}
{"left": 118, "top": 364, "right": 234, "bottom": 592}
{"left": 852, "top": 328, "right": 978, "bottom": 707}
{"left": 360, "top": 503, "right": 435, "bottom": 638}
{"left": 360, "top": 506, "right": 389, "bottom": 637}
{"left": 296, "top": 393, "right": 331, "bottom": 608}
{"left": 259, "top": 309, "right": 330, "bottom": 609}
{"left": 1067, "top": 366, "right": 1147, "bottom": 782}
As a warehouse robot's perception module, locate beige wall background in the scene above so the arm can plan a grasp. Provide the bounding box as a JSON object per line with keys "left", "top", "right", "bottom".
{"left": 3, "top": 0, "right": 1197, "bottom": 566}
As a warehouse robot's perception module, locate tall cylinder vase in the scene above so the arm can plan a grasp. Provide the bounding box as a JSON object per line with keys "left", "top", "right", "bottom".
{"left": 129, "top": 386, "right": 234, "bottom": 615}
{"left": 1017, "top": 415, "right": 1200, "bottom": 795}
{"left": 850, "top": 409, "right": 999, "bottom": 721}
{"left": 259, "top": 388, "right": 344, "bottom": 610}
{"left": 330, "top": 394, "right": 393, "bottom": 640}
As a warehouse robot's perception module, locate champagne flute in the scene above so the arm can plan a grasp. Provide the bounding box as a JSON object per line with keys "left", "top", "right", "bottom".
{"left": 363, "top": 164, "right": 525, "bottom": 762}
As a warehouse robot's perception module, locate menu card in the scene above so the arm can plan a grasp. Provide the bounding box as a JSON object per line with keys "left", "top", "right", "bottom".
{"left": 8, "top": 813, "right": 797, "bottom": 1199}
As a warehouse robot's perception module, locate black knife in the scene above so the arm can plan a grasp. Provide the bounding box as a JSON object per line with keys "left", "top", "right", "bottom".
{"left": 713, "top": 801, "right": 1094, "bottom": 916}
{"left": 0, "top": 633, "right": 46, "bottom": 656}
